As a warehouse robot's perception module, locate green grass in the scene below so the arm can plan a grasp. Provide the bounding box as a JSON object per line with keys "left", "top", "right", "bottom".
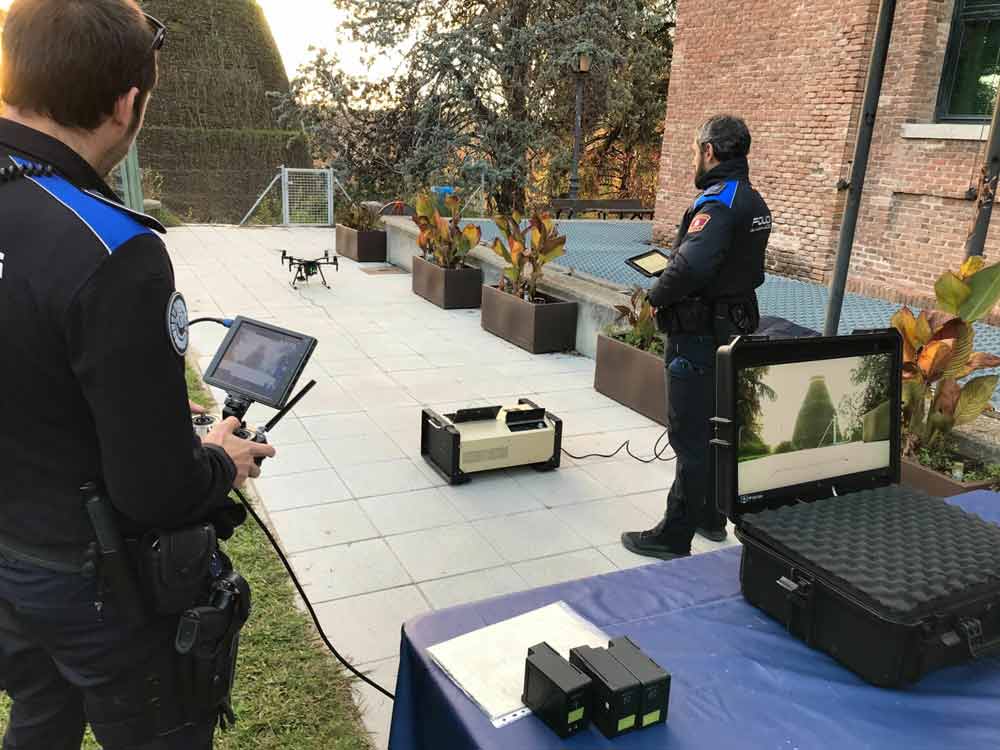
{"left": 0, "top": 365, "right": 372, "bottom": 749}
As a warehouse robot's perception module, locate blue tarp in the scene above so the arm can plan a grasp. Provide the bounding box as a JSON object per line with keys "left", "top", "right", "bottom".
{"left": 390, "top": 492, "right": 1000, "bottom": 750}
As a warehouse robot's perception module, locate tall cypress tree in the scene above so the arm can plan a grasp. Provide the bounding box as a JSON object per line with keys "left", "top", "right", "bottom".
{"left": 793, "top": 376, "right": 837, "bottom": 450}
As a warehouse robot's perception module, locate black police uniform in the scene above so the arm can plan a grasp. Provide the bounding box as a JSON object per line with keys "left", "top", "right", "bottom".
{"left": 0, "top": 119, "right": 239, "bottom": 749}
{"left": 622, "top": 155, "right": 771, "bottom": 558}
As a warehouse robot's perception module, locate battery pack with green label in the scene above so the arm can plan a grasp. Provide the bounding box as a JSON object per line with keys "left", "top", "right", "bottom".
{"left": 569, "top": 645, "right": 641, "bottom": 739}
{"left": 608, "top": 636, "right": 671, "bottom": 729}
{"left": 522, "top": 642, "right": 592, "bottom": 739}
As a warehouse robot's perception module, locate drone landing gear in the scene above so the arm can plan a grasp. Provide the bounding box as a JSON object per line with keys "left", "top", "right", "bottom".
{"left": 280, "top": 250, "right": 339, "bottom": 290}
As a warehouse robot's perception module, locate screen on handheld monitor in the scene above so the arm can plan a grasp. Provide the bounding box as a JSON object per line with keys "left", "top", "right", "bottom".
{"left": 209, "top": 321, "right": 312, "bottom": 406}
{"left": 626, "top": 250, "right": 670, "bottom": 278}
{"left": 736, "top": 353, "right": 893, "bottom": 496}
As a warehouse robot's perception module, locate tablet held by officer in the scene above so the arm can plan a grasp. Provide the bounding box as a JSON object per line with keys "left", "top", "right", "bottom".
{"left": 0, "top": 1, "right": 275, "bottom": 748}
{"left": 622, "top": 115, "right": 771, "bottom": 560}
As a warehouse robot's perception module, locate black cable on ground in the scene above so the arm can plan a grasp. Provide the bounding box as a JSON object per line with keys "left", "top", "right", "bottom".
{"left": 562, "top": 428, "right": 676, "bottom": 464}
{"left": 233, "top": 487, "right": 396, "bottom": 701}
{"left": 188, "top": 317, "right": 232, "bottom": 328}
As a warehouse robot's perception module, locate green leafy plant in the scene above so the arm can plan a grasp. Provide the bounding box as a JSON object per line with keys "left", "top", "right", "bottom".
{"left": 412, "top": 192, "right": 482, "bottom": 270}
{"left": 608, "top": 287, "right": 662, "bottom": 355}
{"left": 893, "top": 256, "right": 1000, "bottom": 458}
{"left": 338, "top": 203, "right": 382, "bottom": 232}
{"left": 490, "top": 212, "right": 566, "bottom": 301}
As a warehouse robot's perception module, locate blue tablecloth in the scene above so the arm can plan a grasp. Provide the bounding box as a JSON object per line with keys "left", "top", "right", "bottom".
{"left": 389, "top": 491, "right": 1000, "bottom": 750}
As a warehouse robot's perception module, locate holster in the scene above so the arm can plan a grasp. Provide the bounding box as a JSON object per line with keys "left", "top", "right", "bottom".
{"left": 138, "top": 524, "right": 217, "bottom": 615}
{"left": 174, "top": 569, "right": 252, "bottom": 729}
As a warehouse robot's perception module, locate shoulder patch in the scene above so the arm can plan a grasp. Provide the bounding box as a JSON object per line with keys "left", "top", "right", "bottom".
{"left": 694, "top": 180, "right": 739, "bottom": 210}
{"left": 688, "top": 213, "right": 712, "bottom": 233}
{"left": 10, "top": 156, "right": 157, "bottom": 254}
{"left": 166, "top": 292, "right": 189, "bottom": 356}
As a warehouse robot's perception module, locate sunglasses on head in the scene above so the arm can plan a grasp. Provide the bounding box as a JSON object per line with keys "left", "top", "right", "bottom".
{"left": 144, "top": 12, "right": 166, "bottom": 54}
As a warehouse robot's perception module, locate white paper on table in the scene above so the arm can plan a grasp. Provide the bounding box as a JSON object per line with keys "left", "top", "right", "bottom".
{"left": 427, "top": 601, "right": 609, "bottom": 728}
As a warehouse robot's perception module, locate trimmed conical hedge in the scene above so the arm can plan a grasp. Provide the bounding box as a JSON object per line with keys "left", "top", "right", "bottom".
{"left": 792, "top": 375, "right": 836, "bottom": 450}
{"left": 137, "top": 0, "right": 309, "bottom": 222}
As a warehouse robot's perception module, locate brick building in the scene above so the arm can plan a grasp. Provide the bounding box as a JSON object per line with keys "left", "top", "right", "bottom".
{"left": 655, "top": 0, "right": 1000, "bottom": 311}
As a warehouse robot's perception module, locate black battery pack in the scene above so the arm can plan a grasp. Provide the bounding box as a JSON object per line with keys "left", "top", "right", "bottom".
{"left": 608, "top": 636, "right": 671, "bottom": 728}
{"left": 569, "top": 645, "right": 641, "bottom": 738}
{"left": 522, "top": 642, "right": 592, "bottom": 738}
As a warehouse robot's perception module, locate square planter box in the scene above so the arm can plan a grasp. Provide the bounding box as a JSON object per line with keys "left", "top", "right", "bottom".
{"left": 336, "top": 224, "right": 386, "bottom": 262}
{"left": 412, "top": 255, "right": 483, "bottom": 309}
{"left": 480, "top": 284, "right": 578, "bottom": 354}
{"left": 594, "top": 334, "right": 667, "bottom": 426}
{"left": 901, "top": 457, "right": 994, "bottom": 497}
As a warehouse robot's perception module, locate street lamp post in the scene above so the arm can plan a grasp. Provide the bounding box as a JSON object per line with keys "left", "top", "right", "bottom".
{"left": 568, "top": 52, "right": 591, "bottom": 201}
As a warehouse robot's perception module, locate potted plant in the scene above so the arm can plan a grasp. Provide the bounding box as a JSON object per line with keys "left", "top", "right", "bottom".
{"left": 894, "top": 256, "right": 1000, "bottom": 496}
{"left": 594, "top": 287, "right": 667, "bottom": 424}
{"left": 336, "top": 203, "right": 386, "bottom": 262}
{"left": 411, "top": 192, "right": 484, "bottom": 309}
{"left": 481, "top": 212, "right": 578, "bottom": 354}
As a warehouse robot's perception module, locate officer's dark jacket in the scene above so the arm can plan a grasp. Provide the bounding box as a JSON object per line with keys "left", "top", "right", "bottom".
{"left": 0, "top": 119, "right": 236, "bottom": 552}
{"left": 648, "top": 155, "right": 771, "bottom": 308}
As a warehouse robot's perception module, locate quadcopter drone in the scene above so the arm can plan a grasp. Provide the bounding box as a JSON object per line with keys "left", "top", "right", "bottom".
{"left": 280, "top": 250, "right": 339, "bottom": 289}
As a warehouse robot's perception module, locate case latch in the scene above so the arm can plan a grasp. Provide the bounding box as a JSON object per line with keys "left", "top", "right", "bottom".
{"left": 778, "top": 572, "right": 815, "bottom": 645}
{"left": 959, "top": 617, "right": 985, "bottom": 658}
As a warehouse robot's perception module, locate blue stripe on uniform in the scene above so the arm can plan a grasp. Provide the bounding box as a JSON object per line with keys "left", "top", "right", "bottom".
{"left": 11, "top": 156, "right": 153, "bottom": 254}
{"left": 694, "top": 180, "right": 739, "bottom": 210}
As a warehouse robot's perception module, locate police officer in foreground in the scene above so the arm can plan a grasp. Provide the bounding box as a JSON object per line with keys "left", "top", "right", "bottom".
{"left": 0, "top": 1, "right": 275, "bottom": 747}
{"left": 622, "top": 115, "right": 771, "bottom": 560}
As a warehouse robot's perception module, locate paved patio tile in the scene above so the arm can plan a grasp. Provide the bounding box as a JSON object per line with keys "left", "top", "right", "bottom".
{"left": 290, "top": 538, "right": 411, "bottom": 602}
{"left": 418, "top": 566, "right": 527, "bottom": 610}
{"left": 598, "top": 543, "right": 661, "bottom": 571}
{"left": 551, "top": 497, "right": 660, "bottom": 546}
{"left": 441, "top": 472, "right": 544, "bottom": 520}
{"left": 338, "top": 459, "right": 434, "bottom": 498}
{"left": 300, "top": 412, "right": 383, "bottom": 441}
{"left": 386, "top": 524, "right": 504, "bottom": 581}
{"left": 580, "top": 458, "right": 675, "bottom": 496}
{"left": 253, "top": 469, "right": 352, "bottom": 512}
{"left": 315, "top": 587, "right": 430, "bottom": 664}
{"left": 263, "top": 443, "right": 331, "bottom": 477}
{"left": 515, "top": 466, "right": 616, "bottom": 507}
{"left": 353, "top": 656, "right": 399, "bottom": 750}
{"left": 514, "top": 548, "right": 617, "bottom": 588}
{"left": 472, "top": 509, "right": 591, "bottom": 564}
{"left": 316, "top": 432, "right": 406, "bottom": 468}
{"left": 271, "top": 501, "right": 378, "bottom": 553}
{"left": 359, "top": 488, "right": 460, "bottom": 536}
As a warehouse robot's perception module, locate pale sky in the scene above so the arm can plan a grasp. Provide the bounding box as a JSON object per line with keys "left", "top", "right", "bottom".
{"left": 0, "top": 0, "right": 399, "bottom": 81}
{"left": 751, "top": 356, "right": 863, "bottom": 447}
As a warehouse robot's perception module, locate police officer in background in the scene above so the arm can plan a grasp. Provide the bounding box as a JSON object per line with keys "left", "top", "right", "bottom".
{"left": 0, "top": 1, "right": 274, "bottom": 747}
{"left": 622, "top": 115, "right": 771, "bottom": 560}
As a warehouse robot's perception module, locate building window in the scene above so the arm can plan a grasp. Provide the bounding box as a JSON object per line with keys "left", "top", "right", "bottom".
{"left": 939, "top": 0, "right": 1000, "bottom": 120}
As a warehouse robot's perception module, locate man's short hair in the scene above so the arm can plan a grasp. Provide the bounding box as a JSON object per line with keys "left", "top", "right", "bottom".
{"left": 2, "top": 0, "right": 158, "bottom": 131}
{"left": 697, "top": 115, "right": 752, "bottom": 162}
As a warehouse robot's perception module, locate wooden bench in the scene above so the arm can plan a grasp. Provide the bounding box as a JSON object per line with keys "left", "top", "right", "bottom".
{"left": 549, "top": 198, "right": 654, "bottom": 220}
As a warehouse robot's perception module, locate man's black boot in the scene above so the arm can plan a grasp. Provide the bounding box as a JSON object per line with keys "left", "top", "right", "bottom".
{"left": 620, "top": 519, "right": 691, "bottom": 561}
{"left": 696, "top": 525, "right": 728, "bottom": 543}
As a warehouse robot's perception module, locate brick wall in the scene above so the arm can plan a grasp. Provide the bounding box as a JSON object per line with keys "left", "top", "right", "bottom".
{"left": 655, "top": 0, "right": 880, "bottom": 282}
{"left": 850, "top": 0, "right": 999, "bottom": 309}
{"left": 657, "top": 0, "right": 1000, "bottom": 313}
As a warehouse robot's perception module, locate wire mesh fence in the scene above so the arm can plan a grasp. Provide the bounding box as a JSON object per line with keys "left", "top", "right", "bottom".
{"left": 283, "top": 168, "right": 334, "bottom": 226}
{"left": 241, "top": 167, "right": 335, "bottom": 226}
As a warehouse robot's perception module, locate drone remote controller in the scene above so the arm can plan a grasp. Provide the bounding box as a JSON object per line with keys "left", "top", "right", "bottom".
{"left": 233, "top": 426, "right": 270, "bottom": 466}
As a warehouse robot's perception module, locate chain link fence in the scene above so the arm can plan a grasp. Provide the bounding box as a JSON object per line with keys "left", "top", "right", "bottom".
{"left": 241, "top": 167, "right": 335, "bottom": 226}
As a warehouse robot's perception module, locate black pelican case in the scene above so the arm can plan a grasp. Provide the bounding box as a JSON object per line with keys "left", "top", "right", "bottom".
{"left": 711, "top": 330, "right": 1000, "bottom": 687}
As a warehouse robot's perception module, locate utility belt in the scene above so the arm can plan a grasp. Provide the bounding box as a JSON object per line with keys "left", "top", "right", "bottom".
{"left": 655, "top": 295, "right": 760, "bottom": 342}
{"left": 0, "top": 484, "right": 251, "bottom": 730}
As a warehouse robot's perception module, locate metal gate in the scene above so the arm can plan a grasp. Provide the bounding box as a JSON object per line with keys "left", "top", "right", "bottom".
{"left": 241, "top": 166, "right": 335, "bottom": 226}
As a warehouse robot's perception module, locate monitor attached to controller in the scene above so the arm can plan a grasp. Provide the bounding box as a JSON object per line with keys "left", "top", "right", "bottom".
{"left": 204, "top": 317, "right": 316, "bottom": 415}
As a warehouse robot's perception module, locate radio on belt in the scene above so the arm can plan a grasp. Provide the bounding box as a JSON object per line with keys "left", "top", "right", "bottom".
{"left": 420, "top": 399, "right": 562, "bottom": 484}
